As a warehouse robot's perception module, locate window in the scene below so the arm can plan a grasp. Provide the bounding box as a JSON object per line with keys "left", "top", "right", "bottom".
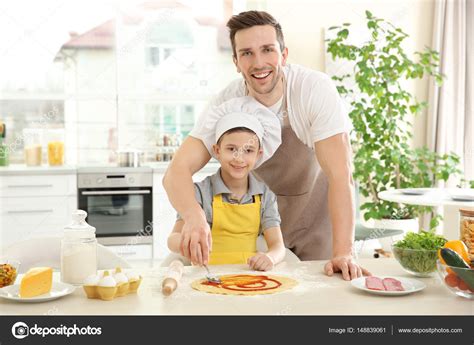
{"left": 146, "top": 46, "right": 161, "bottom": 67}
{"left": 0, "top": 0, "right": 237, "bottom": 165}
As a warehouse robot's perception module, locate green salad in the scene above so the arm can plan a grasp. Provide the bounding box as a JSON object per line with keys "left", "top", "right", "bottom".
{"left": 392, "top": 231, "right": 447, "bottom": 274}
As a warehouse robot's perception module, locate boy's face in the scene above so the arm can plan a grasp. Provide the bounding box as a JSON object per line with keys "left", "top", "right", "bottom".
{"left": 213, "top": 131, "right": 263, "bottom": 180}
{"left": 233, "top": 25, "right": 288, "bottom": 97}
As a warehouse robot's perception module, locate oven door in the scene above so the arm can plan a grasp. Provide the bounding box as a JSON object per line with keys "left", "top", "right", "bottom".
{"left": 78, "top": 188, "right": 152, "bottom": 244}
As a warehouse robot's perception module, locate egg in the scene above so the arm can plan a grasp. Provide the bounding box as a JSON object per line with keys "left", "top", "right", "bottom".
{"left": 126, "top": 271, "right": 140, "bottom": 281}
{"left": 114, "top": 272, "right": 128, "bottom": 284}
{"left": 98, "top": 274, "right": 116, "bottom": 287}
{"left": 84, "top": 274, "right": 100, "bottom": 286}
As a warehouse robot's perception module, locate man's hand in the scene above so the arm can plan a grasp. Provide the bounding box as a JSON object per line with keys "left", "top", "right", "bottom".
{"left": 248, "top": 252, "right": 274, "bottom": 271}
{"left": 324, "top": 255, "right": 371, "bottom": 280}
{"left": 179, "top": 213, "right": 212, "bottom": 265}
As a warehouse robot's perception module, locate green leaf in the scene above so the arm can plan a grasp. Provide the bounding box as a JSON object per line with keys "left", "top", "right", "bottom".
{"left": 325, "top": 11, "right": 461, "bottom": 223}
{"left": 393, "top": 231, "right": 446, "bottom": 250}
{"left": 337, "top": 28, "right": 349, "bottom": 39}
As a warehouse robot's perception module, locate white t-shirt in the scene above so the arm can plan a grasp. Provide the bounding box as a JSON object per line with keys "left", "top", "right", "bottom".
{"left": 190, "top": 64, "right": 352, "bottom": 154}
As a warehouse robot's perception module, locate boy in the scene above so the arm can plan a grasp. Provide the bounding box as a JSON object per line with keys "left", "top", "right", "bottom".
{"left": 168, "top": 97, "right": 285, "bottom": 271}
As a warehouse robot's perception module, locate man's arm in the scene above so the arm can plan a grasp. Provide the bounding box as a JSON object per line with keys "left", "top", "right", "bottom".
{"left": 167, "top": 220, "right": 185, "bottom": 253}
{"left": 314, "top": 132, "right": 370, "bottom": 280}
{"left": 162, "top": 136, "right": 212, "bottom": 265}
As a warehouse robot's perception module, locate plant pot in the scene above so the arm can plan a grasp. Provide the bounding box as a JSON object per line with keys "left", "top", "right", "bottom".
{"left": 369, "top": 218, "right": 419, "bottom": 253}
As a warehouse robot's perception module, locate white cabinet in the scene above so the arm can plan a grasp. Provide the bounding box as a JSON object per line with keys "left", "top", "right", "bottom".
{"left": 152, "top": 168, "right": 217, "bottom": 259}
{"left": 0, "top": 164, "right": 220, "bottom": 258}
{"left": 0, "top": 175, "right": 77, "bottom": 197}
{"left": 0, "top": 174, "right": 77, "bottom": 254}
{"left": 153, "top": 174, "right": 178, "bottom": 260}
{"left": 105, "top": 244, "right": 153, "bottom": 261}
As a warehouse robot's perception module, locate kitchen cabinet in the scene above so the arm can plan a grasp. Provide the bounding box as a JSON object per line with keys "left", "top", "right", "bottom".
{"left": 0, "top": 163, "right": 219, "bottom": 258}
{"left": 152, "top": 164, "right": 219, "bottom": 259}
{"left": 0, "top": 174, "right": 76, "bottom": 197}
{"left": 0, "top": 173, "right": 77, "bottom": 255}
{"left": 106, "top": 244, "right": 153, "bottom": 260}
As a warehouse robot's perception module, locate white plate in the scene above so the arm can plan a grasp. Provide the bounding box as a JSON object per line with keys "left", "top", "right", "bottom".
{"left": 449, "top": 188, "right": 474, "bottom": 201}
{"left": 0, "top": 282, "right": 75, "bottom": 303}
{"left": 351, "top": 276, "right": 426, "bottom": 296}
{"left": 450, "top": 194, "right": 474, "bottom": 201}
{"left": 400, "top": 188, "right": 430, "bottom": 195}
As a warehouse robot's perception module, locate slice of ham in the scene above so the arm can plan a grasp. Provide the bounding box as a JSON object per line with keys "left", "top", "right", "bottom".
{"left": 365, "top": 276, "right": 385, "bottom": 291}
{"left": 365, "top": 277, "right": 405, "bottom": 291}
{"left": 382, "top": 278, "right": 404, "bottom": 291}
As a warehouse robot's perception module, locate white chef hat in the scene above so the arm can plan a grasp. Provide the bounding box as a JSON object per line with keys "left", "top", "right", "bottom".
{"left": 209, "top": 96, "right": 281, "bottom": 168}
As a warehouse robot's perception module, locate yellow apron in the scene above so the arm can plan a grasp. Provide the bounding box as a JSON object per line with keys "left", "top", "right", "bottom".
{"left": 209, "top": 194, "right": 261, "bottom": 265}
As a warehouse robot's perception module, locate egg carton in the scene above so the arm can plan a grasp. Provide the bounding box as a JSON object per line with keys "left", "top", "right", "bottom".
{"left": 83, "top": 267, "right": 142, "bottom": 301}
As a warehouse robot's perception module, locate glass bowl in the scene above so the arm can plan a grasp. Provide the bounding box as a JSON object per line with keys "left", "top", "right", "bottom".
{"left": 0, "top": 259, "right": 21, "bottom": 288}
{"left": 436, "top": 261, "right": 474, "bottom": 299}
{"left": 391, "top": 245, "right": 438, "bottom": 277}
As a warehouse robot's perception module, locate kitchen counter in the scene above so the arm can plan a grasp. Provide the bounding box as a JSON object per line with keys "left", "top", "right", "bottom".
{"left": 147, "top": 161, "right": 220, "bottom": 174}
{"left": 1, "top": 259, "right": 471, "bottom": 315}
{"left": 0, "top": 162, "right": 220, "bottom": 175}
{"left": 0, "top": 164, "right": 77, "bottom": 176}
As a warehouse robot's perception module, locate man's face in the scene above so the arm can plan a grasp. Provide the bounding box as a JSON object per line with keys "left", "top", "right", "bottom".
{"left": 233, "top": 25, "right": 288, "bottom": 97}
{"left": 213, "top": 131, "right": 262, "bottom": 180}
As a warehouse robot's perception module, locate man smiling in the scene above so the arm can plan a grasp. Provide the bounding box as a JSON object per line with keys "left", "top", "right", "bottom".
{"left": 163, "top": 10, "right": 370, "bottom": 280}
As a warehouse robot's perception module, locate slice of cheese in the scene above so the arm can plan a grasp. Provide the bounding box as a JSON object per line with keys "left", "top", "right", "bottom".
{"left": 19, "top": 267, "right": 53, "bottom": 298}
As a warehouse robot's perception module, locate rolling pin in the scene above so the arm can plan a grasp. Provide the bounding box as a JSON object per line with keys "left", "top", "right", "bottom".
{"left": 162, "top": 259, "right": 184, "bottom": 296}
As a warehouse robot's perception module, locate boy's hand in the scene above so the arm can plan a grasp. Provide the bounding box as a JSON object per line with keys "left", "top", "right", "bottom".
{"left": 248, "top": 252, "right": 274, "bottom": 271}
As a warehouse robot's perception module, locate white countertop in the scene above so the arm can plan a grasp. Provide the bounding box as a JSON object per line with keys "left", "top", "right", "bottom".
{"left": 0, "top": 165, "right": 77, "bottom": 176}
{"left": 378, "top": 188, "right": 474, "bottom": 240}
{"left": 378, "top": 189, "right": 474, "bottom": 207}
{"left": 147, "top": 161, "right": 220, "bottom": 174}
{"left": 0, "top": 162, "right": 220, "bottom": 176}
{"left": 1, "top": 259, "right": 471, "bottom": 316}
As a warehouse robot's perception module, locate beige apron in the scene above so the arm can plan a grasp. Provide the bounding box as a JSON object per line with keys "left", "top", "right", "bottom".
{"left": 253, "top": 82, "right": 332, "bottom": 260}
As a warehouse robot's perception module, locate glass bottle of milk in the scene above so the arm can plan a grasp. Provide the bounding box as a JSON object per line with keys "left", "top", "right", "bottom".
{"left": 61, "top": 210, "right": 97, "bottom": 285}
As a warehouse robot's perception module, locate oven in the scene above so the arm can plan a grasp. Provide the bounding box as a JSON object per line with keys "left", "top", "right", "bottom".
{"left": 77, "top": 167, "right": 153, "bottom": 246}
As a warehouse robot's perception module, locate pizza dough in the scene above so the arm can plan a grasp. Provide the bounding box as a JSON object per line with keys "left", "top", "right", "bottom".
{"left": 191, "top": 274, "right": 298, "bottom": 295}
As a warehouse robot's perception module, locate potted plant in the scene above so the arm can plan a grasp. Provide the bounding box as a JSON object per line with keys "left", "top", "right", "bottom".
{"left": 325, "top": 11, "right": 461, "bottom": 232}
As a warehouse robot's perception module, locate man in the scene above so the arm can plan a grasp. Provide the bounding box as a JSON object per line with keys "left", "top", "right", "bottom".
{"left": 163, "top": 10, "right": 370, "bottom": 280}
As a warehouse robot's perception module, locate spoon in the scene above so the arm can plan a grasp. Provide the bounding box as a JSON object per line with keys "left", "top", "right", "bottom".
{"left": 203, "top": 265, "right": 221, "bottom": 284}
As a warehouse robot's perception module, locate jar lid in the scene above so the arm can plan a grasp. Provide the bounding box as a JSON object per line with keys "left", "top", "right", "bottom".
{"left": 64, "top": 210, "right": 96, "bottom": 238}
{"left": 460, "top": 208, "right": 474, "bottom": 217}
